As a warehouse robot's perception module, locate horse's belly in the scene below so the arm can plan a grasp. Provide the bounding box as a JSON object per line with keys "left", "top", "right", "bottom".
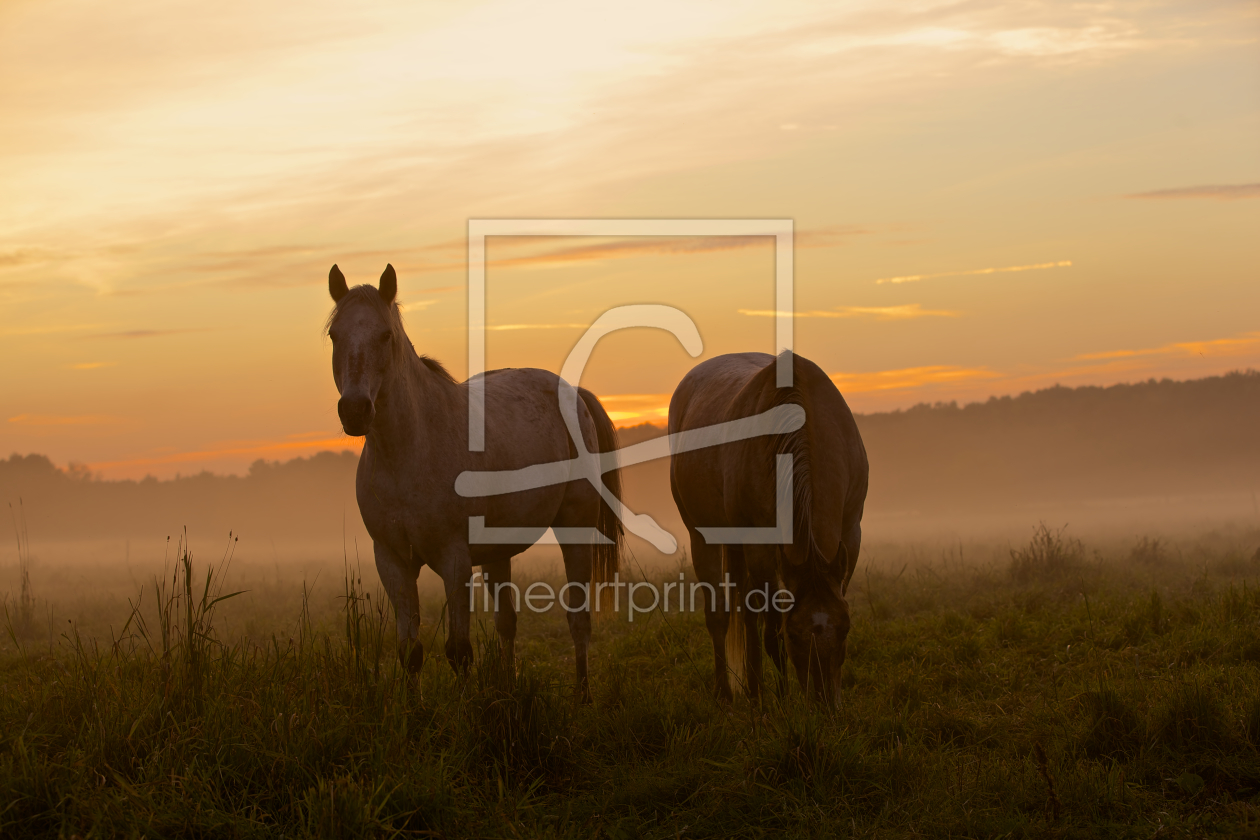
{"left": 357, "top": 494, "right": 412, "bottom": 550}
{"left": 483, "top": 484, "right": 567, "bottom": 528}
{"left": 671, "top": 450, "right": 730, "bottom": 528}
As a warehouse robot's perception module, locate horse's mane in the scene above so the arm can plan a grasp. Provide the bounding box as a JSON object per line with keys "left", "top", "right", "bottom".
{"left": 324, "top": 285, "right": 458, "bottom": 384}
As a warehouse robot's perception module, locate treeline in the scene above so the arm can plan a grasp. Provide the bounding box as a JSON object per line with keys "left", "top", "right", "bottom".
{"left": 3, "top": 370, "right": 1258, "bottom": 545}
{"left": 857, "top": 370, "right": 1260, "bottom": 512}
{"left": 0, "top": 451, "right": 362, "bottom": 547}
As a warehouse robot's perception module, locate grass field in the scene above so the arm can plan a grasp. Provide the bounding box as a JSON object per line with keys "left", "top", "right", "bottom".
{"left": 3, "top": 525, "right": 1260, "bottom": 838}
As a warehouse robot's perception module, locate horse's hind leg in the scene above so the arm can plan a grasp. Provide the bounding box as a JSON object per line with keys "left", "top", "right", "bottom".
{"left": 375, "top": 542, "right": 424, "bottom": 675}
{"left": 690, "top": 529, "right": 733, "bottom": 703}
{"left": 558, "top": 541, "right": 594, "bottom": 704}
{"left": 745, "top": 545, "right": 786, "bottom": 703}
{"left": 481, "top": 557, "right": 517, "bottom": 676}
{"left": 730, "top": 545, "right": 767, "bottom": 703}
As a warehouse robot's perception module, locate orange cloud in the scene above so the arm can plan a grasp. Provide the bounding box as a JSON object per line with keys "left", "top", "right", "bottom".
{"left": 597, "top": 393, "right": 671, "bottom": 426}
{"left": 829, "top": 365, "right": 1000, "bottom": 393}
{"left": 1073, "top": 333, "right": 1260, "bottom": 361}
{"left": 739, "top": 304, "right": 958, "bottom": 320}
{"left": 874, "top": 260, "right": 1071, "bottom": 285}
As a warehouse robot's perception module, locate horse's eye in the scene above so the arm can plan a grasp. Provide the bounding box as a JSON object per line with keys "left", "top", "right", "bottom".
{"left": 379, "top": 331, "right": 392, "bottom": 343}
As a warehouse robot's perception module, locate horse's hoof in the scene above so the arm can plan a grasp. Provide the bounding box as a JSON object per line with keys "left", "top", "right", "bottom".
{"left": 444, "top": 639, "right": 473, "bottom": 675}
{"left": 399, "top": 642, "right": 424, "bottom": 675}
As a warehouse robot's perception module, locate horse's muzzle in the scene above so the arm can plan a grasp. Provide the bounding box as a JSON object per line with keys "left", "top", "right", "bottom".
{"left": 338, "top": 396, "right": 376, "bottom": 436}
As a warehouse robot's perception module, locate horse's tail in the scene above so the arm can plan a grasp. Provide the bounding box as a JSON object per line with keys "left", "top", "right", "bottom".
{"left": 577, "top": 388, "right": 623, "bottom": 591}
{"left": 767, "top": 350, "right": 828, "bottom": 571}
{"left": 724, "top": 351, "right": 822, "bottom": 695}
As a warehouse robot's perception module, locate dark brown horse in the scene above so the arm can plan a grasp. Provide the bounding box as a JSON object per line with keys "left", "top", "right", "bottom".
{"left": 669, "top": 351, "right": 868, "bottom": 704}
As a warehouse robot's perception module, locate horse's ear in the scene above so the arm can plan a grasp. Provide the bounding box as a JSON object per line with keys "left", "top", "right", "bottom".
{"left": 378, "top": 264, "right": 397, "bottom": 305}
{"left": 329, "top": 264, "right": 348, "bottom": 302}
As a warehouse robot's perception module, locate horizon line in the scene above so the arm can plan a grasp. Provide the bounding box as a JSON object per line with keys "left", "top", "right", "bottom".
{"left": 6, "top": 367, "right": 1256, "bottom": 482}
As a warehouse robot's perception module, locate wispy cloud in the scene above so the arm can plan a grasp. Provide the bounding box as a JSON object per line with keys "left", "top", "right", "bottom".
{"left": 67, "top": 362, "right": 116, "bottom": 370}
{"left": 874, "top": 260, "right": 1072, "bottom": 285}
{"left": 197, "top": 229, "right": 867, "bottom": 285}
{"left": 461, "top": 226, "right": 867, "bottom": 274}
{"left": 0, "top": 248, "right": 56, "bottom": 268}
{"left": 8, "top": 414, "right": 118, "bottom": 426}
{"left": 1126, "top": 183, "right": 1260, "bottom": 201}
{"left": 1073, "top": 332, "right": 1260, "bottom": 361}
{"left": 483, "top": 323, "right": 590, "bottom": 331}
{"left": 86, "top": 328, "right": 213, "bottom": 340}
{"left": 829, "top": 365, "right": 1000, "bottom": 393}
{"left": 739, "top": 304, "right": 959, "bottom": 320}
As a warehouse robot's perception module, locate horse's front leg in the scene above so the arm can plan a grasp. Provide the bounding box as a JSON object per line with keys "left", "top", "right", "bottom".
{"left": 764, "top": 613, "right": 789, "bottom": 696}
{"left": 432, "top": 543, "right": 474, "bottom": 673}
{"left": 375, "top": 542, "right": 423, "bottom": 675}
{"left": 689, "top": 529, "right": 732, "bottom": 703}
{"left": 480, "top": 558, "right": 517, "bottom": 676}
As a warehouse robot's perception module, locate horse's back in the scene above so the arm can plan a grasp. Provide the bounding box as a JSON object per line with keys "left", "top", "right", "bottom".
{"left": 477, "top": 367, "right": 593, "bottom": 467}
{"left": 668, "top": 353, "right": 774, "bottom": 528}
{"left": 669, "top": 351, "right": 868, "bottom": 561}
{"left": 668, "top": 352, "right": 773, "bottom": 433}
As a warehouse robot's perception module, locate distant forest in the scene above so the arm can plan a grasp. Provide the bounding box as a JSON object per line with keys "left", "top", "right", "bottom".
{"left": 3, "top": 370, "right": 1258, "bottom": 547}
{"left": 1, "top": 451, "right": 363, "bottom": 550}
{"left": 859, "top": 370, "right": 1260, "bottom": 513}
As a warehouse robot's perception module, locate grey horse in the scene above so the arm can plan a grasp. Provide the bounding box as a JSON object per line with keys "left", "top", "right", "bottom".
{"left": 325, "top": 264, "right": 622, "bottom": 701}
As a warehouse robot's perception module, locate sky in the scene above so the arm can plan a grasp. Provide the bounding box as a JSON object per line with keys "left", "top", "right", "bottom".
{"left": 1, "top": 0, "right": 1257, "bottom": 479}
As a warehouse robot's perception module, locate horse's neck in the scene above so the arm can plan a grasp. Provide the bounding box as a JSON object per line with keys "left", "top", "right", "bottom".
{"left": 369, "top": 355, "right": 461, "bottom": 461}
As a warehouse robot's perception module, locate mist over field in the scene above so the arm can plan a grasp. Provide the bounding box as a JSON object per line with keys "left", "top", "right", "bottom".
{"left": 5, "top": 371, "right": 1260, "bottom": 838}
{"left": 4, "top": 370, "right": 1259, "bottom": 581}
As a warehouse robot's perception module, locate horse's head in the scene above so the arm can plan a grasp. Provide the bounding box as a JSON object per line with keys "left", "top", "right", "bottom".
{"left": 326, "top": 264, "right": 400, "bottom": 436}
{"left": 782, "top": 565, "right": 850, "bottom": 706}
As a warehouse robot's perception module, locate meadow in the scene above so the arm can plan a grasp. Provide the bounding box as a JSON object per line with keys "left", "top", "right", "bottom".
{"left": 2, "top": 525, "right": 1260, "bottom": 838}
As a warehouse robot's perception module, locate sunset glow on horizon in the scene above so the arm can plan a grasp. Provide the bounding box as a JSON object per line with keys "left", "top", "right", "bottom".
{"left": 2, "top": 0, "right": 1257, "bottom": 480}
